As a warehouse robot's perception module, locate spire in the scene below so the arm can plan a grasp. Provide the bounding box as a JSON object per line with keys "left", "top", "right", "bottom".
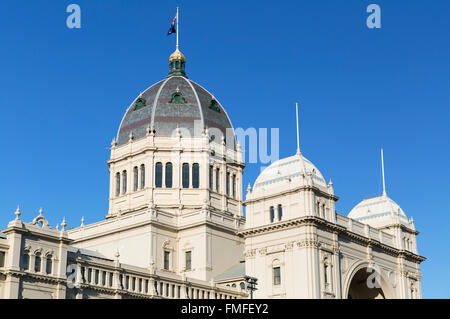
{"left": 295, "top": 102, "right": 301, "bottom": 155}
{"left": 381, "top": 148, "right": 387, "bottom": 196}
{"left": 168, "top": 7, "right": 187, "bottom": 77}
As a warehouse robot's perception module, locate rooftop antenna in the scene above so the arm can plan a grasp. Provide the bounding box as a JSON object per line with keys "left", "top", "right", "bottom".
{"left": 296, "top": 102, "right": 301, "bottom": 155}
{"left": 381, "top": 148, "right": 387, "bottom": 196}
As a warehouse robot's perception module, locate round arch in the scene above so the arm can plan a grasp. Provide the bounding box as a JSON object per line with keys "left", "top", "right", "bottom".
{"left": 342, "top": 261, "right": 395, "bottom": 299}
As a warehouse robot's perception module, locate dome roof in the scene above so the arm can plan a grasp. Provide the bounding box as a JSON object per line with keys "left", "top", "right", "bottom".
{"left": 250, "top": 153, "right": 327, "bottom": 197}
{"left": 116, "top": 54, "right": 235, "bottom": 148}
{"left": 348, "top": 195, "right": 409, "bottom": 227}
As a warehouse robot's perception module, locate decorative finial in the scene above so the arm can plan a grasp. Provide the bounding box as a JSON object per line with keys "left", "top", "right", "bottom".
{"left": 115, "top": 250, "right": 120, "bottom": 260}
{"left": 61, "top": 217, "right": 67, "bottom": 231}
{"left": 146, "top": 126, "right": 152, "bottom": 135}
{"left": 247, "top": 183, "right": 252, "bottom": 193}
{"left": 39, "top": 207, "right": 43, "bottom": 216}
{"left": 56, "top": 224, "right": 59, "bottom": 231}
{"left": 13, "top": 205, "right": 21, "bottom": 220}
{"left": 111, "top": 138, "right": 117, "bottom": 147}
{"left": 237, "top": 141, "right": 242, "bottom": 151}
{"left": 328, "top": 179, "right": 333, "bottom": 187}
{"left": 81, "top": 216, "right": 85, "bottom": 227}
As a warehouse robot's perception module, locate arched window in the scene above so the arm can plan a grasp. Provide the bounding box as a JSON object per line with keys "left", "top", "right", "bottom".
{"left": 155, "top": 162, "right": 163, "bottom": 188}
{"left": 192, "top": 163, "right": 199, "bottom": 189}
{"left": 226, "top": 172, "right": 230, "bottom": 195}
{"left": 209, "top": 166, "right": 213, "bottom": 190}
{"left": 231, "top": 283, "right": 236, "bottom": 288}
{"left": 270, "top": 206, "right": 275, "bottom": 223}
{"left": 22, "top": 253, "right": 29, "bottom": 270}
{"left": 165, "top": 163, "right": 173, "bottom": 188}
{"left": 133, "top": 166, "right": 138, "bottom": 191}
{"left": 273, "top": 267, "right": 281, "bottom": 285}
{"left": 115, "top": 173, "right": 121, "bottom": 196}
{"left": 239, "top": 282, "right": 246, "bottom": 290}
{"left": 122, "top": 170, "right": 127, "bottom": 194}
{"left": 182, "top": 163, "right": 190, "bottom": 188}
{"left": 46, "top": 256, "right": 52, "bottom": 275}
{"left": 35, "top": 253, "right": 41, "bottom": 272}
{"left": 277, "top": 204, "right": 283, "bottom": 221}
{"left": 215, "top": 168, "right": 220, "bottom": 192}
{"left": 140, "top": 164, "right": 145, "bottom": 189}
{"left": 232, "top": 175, "right": 236, "bottom": 198}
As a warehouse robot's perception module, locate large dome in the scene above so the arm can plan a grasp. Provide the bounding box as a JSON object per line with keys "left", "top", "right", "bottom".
{"left": 348, "top": 195, "right": 409, "bottom": 228}
{"left": 248, "top": 153, "right": 328, "bottom": 198}
{"left": 116, "top": 49, "right": 235, "bottom": 148}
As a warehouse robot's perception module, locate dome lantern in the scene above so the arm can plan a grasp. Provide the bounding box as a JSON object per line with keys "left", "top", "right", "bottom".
{"left": 168, "top": 46, "right": 187, "bottom": 77}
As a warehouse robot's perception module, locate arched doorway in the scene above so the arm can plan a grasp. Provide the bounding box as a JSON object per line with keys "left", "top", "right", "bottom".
{"left": 347, "top": 267, "right": 386, "bottom": 299}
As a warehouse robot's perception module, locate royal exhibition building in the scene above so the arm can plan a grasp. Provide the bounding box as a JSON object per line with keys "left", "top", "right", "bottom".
{"left": 0, "top": 45, "right": 425, "bottom": 300}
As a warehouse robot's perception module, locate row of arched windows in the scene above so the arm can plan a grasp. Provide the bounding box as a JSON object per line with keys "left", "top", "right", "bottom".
{"left": 115, "top": 162, "right": 204, "bottom": 196}
{"left": 114, "top": 163, "right": 239, "bottom": 197}
{"left": 209, "top": 166, "right": 237, "bottom": 198}
{"left": 116, "top": 165, "right": 145, "bottom": 196}
{"left": 269, "top": 204, "right": 283, "bottom": 223}
{"left": 22, "top": 252, "right": 52, "bottom": 275}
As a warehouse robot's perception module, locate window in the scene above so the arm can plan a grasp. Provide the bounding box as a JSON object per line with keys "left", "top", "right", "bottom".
{"left": 277, "top": 204, "right": 283, "bottom": 221}
{"left": 239, "top": 282, "right": 246, "bottom": 290}
{"left": 273, "top": 267, "right": 281, "bottom": 285}
{"left": 109, "top": 273, "right": 113, "bottom": 287}
{"left": 192, "top": 163, "right": 199, "bottom": 189}
{"left": 95, "top": 270, "right": 99, "bottom": 285}
{"left": 215, "top": 168, "right": 220, "bottom": 192}
{"left": 324, "top": 263, "right": 328, "bottom": 285}
{"left": 122, "top": 170, "right": 127, "bottom": 194}
{"left": 35, "top": 253, "right": 41, "bottom": 272}
{"left": 134, "top": 97, "right": 147, "bottom": 111}
{"left": 164, "top": 251, "right": 170, "bottom": 270}
{"left": 46, "top": 256, "right": 52, "bottom": 274}
{"left": 185, "top": 251, "right": 192, "bottom": 271}
{"left": 226, "top": 172, "right": 230, "bottom": 196}
{"left": 115, "top": 172, "right": 120, "bottom": 196}
{"left": 165, "top": 162, "right": 173, "bottom": 188}
{"left": 232, "top": 175, "right": 236, "bottom": 198}
{"left": 140, "top": 164, "right": 146, "bottom": 189}
{"left": 102, "top": 271, "right": 106, "bottom": 286}
{"left": 133, "top": 166, "right": 138, "bottom": 191}
{"left": 182, "top": 163, "right": 190, "bottom": 188}
{"left": 155, "top": 162, "right": 163, "bottom": 188}
{"left": 209, "top": 166, "right": 213, "bottom": 190}
{"left": 87, "top": 268, "right": 92, "bottom": 283}
{"left": 270, "top": 206, "right": 275, "bottom": 223}
{"left": 0, "top": 251, "right": 5, "bottom": 268}
{"left": 22, "top": 253, "right": 29, "bottom": 270}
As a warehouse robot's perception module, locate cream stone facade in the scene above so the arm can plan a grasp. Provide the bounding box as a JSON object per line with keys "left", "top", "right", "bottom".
{"left": 0, "top": 48, "right": 425, "bottom": 299}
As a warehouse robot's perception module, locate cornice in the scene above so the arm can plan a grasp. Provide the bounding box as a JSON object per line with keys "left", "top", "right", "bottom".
{"left": 244, "top": 185, "right": 339, "bottom": 206}
{"left": 239, "top": 216, "right": 426, "bottom": 263}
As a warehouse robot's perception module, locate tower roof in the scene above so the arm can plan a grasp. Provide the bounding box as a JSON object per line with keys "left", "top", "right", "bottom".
{"left": 116, "top": 51, "right": 235, "bottom": 148}
{"left": 248, "top": 153, "right": 327, "bottom": 199}
{"left": 348, "top": 195, "right": 409, "bottom": 228}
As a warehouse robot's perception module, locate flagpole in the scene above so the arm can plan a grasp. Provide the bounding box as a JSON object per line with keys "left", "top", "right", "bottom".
{"left": 381, "top": 148, "right": 386, "bottom": 196}
{"left": 296, "top": 102, "right": 301, "bottom": 155}
{"left": 176, "top": 6, "right": 179, "bottom": 49}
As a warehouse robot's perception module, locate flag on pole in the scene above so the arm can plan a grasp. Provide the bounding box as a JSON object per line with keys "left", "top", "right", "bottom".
{"left": 167, "top": 13, "right": 177, "bottom": 35}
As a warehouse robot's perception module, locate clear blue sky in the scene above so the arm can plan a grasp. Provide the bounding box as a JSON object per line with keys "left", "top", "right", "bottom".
{"left": 0, "top": 0, "right": 449, "bottom": 298}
